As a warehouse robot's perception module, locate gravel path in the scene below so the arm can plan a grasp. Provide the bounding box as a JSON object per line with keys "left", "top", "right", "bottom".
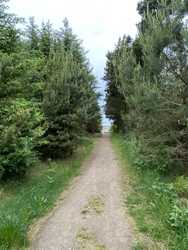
{"left": 30, "top": 134, "right": 134, "bottom": 250}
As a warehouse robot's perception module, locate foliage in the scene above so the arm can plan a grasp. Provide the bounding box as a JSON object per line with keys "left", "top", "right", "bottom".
{"left": 169, "top": 204, "right": 188, "bottom": 235}
{"left": 0, "top": 49, "right": 46, "bottom": 178}
{"left": 0, "top": 98, "right": 45, "bottom": 178}
{"left": 25, "top": 16, "right": 40, "bottom": 51}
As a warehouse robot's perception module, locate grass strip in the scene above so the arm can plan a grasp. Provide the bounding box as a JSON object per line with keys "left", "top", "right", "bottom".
{"left": 0, "top": 136, "right": 98, "bottom": 249}
{"left": 111, "top": 133, "right": 188, "bottom": 250}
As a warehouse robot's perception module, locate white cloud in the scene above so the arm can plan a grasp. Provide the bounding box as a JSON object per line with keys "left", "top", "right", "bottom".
{"left": 8, "top": 0, "right": 140, "bottom": 40}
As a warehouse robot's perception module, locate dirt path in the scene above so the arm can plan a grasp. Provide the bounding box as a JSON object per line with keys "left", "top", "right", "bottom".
{"left": 30, "top": 134, "right": 134, "bottom": 250}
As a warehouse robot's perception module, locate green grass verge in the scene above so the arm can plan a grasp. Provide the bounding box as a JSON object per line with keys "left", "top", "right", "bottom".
{"left": 0, "top": 136, "right": 98, "bottom": 249}
{"left": 111, "top": 133, "right": 188, "bottom": 250}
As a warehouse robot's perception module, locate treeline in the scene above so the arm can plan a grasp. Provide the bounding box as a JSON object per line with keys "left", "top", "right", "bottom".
{"left": 0, "top": 0, "right": 101, "bottom": 179}
{"left": 104, "top": 0, "right": 188, "bottom": 174}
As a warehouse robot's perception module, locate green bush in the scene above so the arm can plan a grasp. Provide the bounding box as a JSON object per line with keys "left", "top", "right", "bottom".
{"left": 0, "top": 137, "right": 38, "bottom": 177}
{"left": 0, "top": 98, "right": 45, "bottom": 179}
{"left": 124, "top": 136, "right": 184, "bottom": 174}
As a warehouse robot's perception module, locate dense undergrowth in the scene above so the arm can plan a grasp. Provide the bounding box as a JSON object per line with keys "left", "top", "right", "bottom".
{"left": 0, "top": 136, "right": 98, "bottom": 250}
{"left": 111, "top": 133, "right": 188, "bottom": 250}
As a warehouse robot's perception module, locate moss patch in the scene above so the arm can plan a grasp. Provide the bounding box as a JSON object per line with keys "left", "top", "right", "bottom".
{"left": 81, "top": 196, "right": 105, "bottom": 217}
{"left": 76, "top": 228, "right": 106, "bottom": 250}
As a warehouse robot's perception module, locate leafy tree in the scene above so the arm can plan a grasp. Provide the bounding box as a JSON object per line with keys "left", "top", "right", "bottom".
{"left": 41, "top": 19, "right": 101, "bottom": 158}
{"left": 0, "top": 98, "right": 44, "bottom": 178}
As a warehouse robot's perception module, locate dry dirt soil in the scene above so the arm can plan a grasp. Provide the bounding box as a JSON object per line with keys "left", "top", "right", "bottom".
{"left": 29, "top": 133, "right": 135, "bottom": 250}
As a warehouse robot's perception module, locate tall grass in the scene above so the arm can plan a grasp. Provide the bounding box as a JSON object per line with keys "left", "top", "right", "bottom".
{"left": 111, "top": 133, "right": 188, "bottom": 250}
{"left": 0, "top": 136, "right": 98, "bottom": 249}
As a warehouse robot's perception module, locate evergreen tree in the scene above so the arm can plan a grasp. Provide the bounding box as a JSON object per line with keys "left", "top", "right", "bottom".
{"left": 136, "top": 0, "right": 188, "bottom": 161}
{"left": 42, "top": 48, "right": 99, "bottom": 158}
{"left": 108, "top": 0, "right": 188, "bottom": 171}
{"left": 137, "top": 0, "right": 173, "bottom": 33}
{"left": 0, "top": 52, "right": 45, "bottom": 178}
{"left": 41, "top": 19, "right": 101, "bottom": 158}
{"left": 39, "top": 20, "right": 53, "bottom": 57}
{"left": 0, "top": 2, "right": 47, "bottom": 178}
{"left": 61, "top": 19, "right": 84, "bottom": 55}
{"left": 104, "top": 36, "right": 132, "bottom": 131}
{"left": 25, "top": 16, "right": 40, "bottom": 51}
{"left": 103, "top": 0, "right": 188, "bottom": 172}
{"left": 0, "top": 0, "right": 24, "bottom": 53}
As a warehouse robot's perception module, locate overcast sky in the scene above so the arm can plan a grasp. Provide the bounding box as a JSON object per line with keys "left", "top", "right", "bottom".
{"left": 8, "top": 0, "right": 141, "bottom": 125}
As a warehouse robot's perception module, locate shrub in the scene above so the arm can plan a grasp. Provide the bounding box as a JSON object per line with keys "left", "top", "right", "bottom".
{"left": 0, "top": 98, "right": 45, "bottom": 179}
{"left": 170, "top": 204, "right": 188, "bottom": 230}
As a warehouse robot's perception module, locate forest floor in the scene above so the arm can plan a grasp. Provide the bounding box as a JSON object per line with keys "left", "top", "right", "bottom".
{"left": 29, "top": 133, "right": 135, "bottom": 250}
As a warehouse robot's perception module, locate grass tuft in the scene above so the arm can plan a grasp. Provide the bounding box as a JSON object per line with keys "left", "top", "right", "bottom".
{"left": 81, "top": 196, "right": 105, "bottom": 217}
{"left": 76, "top": 228, "right": 106, "bottom": 250}
{"left": 132, "top": 241, "right": 148, "bottom": 250}
{"left": 0, "top": 215, "right": 28, "bottom": 249}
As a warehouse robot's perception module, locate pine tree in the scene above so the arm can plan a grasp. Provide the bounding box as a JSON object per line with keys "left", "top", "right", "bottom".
{"left": 25, "top": 16, "right": 40, "bottom": 51}
{"left": 42, "top": 48, "right": 96, "bottom": 158}
{"left": 104, "top": 36, "right": 133, "bottom": 131}
{"left": 114, "top": 0, "right": 188, "bottom": 171}
{"left": 39, "top": 20, "right": 53, "bottom": 57}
